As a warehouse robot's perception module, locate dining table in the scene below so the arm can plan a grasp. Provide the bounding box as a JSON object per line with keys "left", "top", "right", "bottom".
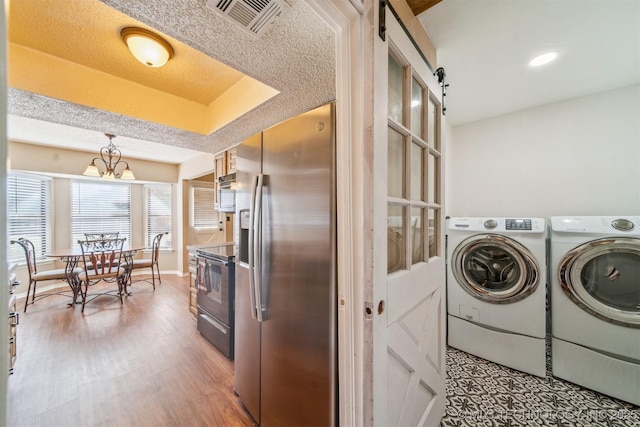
{"left": 46, "top": 244, "right": 146, "bottom": 305}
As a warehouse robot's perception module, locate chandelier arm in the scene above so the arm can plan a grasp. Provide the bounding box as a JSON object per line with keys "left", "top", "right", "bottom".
{"left": 85, "top": 134, "right": 135, "bottom": 180}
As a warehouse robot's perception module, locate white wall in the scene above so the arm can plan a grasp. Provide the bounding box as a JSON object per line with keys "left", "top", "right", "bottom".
{"left": 447, "top": 85, "right": 640, "bottom": 218}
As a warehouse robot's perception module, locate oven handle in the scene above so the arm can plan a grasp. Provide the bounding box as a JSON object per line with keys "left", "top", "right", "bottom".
{"left": 197, "top": 256, "right": 228, "bottom": 268}
{"left": 253, "top": 174, "right": 264, "bottom": 322}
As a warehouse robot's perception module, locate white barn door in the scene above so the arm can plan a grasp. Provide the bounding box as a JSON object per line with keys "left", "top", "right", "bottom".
{"left": 372, "top": 10, "right": 446, "bottom": 426}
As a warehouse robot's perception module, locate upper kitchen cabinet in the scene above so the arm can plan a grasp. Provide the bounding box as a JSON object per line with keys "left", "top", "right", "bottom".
{"left": 214, "top": 152, "right": 227, "bottom": 180}
{"left": 214, "top": 147, "right": 237, "bottom": 210}
{"left": 227, "top": 148, "right": 237, "bottom": 174}
{"left": 214, "top": 147, "right": 237, "bottom": 177}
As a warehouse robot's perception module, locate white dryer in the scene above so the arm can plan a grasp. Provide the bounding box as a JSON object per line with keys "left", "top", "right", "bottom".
{"left": 550, "top": 216, "right": 640, "bottom": 405}
{"left": 447, "top": 217, "right": 547, "bottom": 377}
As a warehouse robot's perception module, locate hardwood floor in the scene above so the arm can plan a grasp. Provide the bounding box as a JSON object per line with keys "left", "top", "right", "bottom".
{"left": 7, "top": 275, "right": 256, "bottom": 427}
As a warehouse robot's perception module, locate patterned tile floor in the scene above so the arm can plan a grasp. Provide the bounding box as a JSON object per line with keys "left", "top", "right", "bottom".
{"left": 441, "top": 346, "right": 640, "bottom": 427}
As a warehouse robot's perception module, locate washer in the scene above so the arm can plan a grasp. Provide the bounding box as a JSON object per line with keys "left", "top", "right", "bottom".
{"left": 550, "top": 216, "right": 640, "bottom": 405}
{"left": 447, "top": 217, "right": 547, "bottom": 377}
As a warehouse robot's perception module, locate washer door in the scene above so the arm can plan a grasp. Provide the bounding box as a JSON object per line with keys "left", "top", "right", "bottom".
{"left": 451, "top": 234, "right": 540, "bottom": 303}
{"left": 558, "top": 237, "right": 640, "bottom": 328}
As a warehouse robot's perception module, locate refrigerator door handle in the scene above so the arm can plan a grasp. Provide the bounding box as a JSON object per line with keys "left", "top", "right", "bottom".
{"left": 254, "top": 173, "right": 265, "bottom": 322}
{"left": 248, "top": 174, "right": 259, "bottom": 320}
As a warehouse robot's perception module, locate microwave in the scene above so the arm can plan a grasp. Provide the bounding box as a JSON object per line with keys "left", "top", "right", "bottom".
{"left": 218, "top": 173, "right": 236, "bottom": 213}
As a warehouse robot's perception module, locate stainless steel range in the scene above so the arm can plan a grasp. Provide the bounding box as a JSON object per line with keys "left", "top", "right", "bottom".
{"left": 195, "top": 244, "right": 235, "bottom": 360}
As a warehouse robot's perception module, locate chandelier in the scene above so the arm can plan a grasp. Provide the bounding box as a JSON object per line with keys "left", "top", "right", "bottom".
{"left": 83, "top": 133, "right": 136, "bottom": 180}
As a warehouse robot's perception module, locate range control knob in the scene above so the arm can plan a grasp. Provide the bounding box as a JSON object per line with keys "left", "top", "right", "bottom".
{"left": 484, "top": 219, "right": 498, "bottom": 229}
{"left": 612, "top": 218, "right": 634, "bottom": 231}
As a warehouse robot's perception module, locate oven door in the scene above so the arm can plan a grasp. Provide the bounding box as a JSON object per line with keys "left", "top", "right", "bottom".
{"left": 196, "top": 256, "right": 232, "bottom": 325}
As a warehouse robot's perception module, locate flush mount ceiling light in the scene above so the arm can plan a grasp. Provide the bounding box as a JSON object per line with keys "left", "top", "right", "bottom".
{"left": 529, "top": 52, "right": 558, "bottom": 67}
{"left": 83, "top": 133, "right": 136, "bottom": 180}
{"left": 120, "top": 27, "right": 174, "bottom": 68}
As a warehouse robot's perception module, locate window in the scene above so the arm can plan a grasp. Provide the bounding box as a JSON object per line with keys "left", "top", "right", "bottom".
{"left": 192, "top": 183, "right": 217, "bottom": 229}
{"left": 387, "top": 50, "right": 442, "bottom": 274}
{"left": 71, "top": 180, "right": 131, "bottom": 248}
{"left": 7, "top": 172, "right": 52, "bottom": 263}
{"left": 145, "top": 184, "right": 172, "bottom": 249}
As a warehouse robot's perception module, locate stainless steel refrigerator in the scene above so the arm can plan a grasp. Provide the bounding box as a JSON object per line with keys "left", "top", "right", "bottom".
{"left": 234, "top": 102, "right": 337, "bottom": 427}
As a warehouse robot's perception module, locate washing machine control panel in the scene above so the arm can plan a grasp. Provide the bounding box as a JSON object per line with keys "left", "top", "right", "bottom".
{"left": 505, "top": 218, "right": 532, "bottom": 230}
{"left": 449, "top": 217, "right": 545, "bottom": 233}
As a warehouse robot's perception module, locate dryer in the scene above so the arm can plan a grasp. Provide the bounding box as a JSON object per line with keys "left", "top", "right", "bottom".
{"left": 447, "top": 217, "right": 547, "bottom": 377}
{"left": 550, "top": 216, "right": 640, "bottom": 405}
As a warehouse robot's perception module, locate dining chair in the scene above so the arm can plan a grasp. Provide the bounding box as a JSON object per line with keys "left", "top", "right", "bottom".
{"left": 10, "top": 238, "right": 81, "bottom": 312}
{"left": 125, "top": 232, "right": 167, "bottom": 290}
{"left": 84, "top": 232, "right": 119, "bottom": 242}
{"left": 77, "top": 236, "right": 127, "bottom": 313}
{"left": 83, "top": 233, "right": 121, "bottom": 269}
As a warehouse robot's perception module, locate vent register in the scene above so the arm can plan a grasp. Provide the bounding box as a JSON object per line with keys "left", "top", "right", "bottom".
{"left": 206, "top": 0, "right": 290, "bottom": 37}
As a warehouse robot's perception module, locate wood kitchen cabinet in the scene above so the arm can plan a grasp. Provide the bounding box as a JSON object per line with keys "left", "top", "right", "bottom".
{"left": 214, "top": 147, "right": 237, "bottom": 210}
{"left": 226, "top": 147, "right": 236, "bottom": 173}
{"left": 188, "top": 252, "right": 198, "bottom": 318}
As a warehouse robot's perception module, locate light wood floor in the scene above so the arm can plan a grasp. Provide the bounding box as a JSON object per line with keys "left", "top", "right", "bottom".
{"left": 7, "top": 275, "right": 256, "bottom": 427}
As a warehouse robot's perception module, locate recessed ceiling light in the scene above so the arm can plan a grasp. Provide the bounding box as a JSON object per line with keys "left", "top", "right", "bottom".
{"left": 529, "top": 52, "right": 558, "bottom": 67}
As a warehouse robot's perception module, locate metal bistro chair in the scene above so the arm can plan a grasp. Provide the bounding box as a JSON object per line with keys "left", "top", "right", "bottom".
{"left": 77, "top": 237, "right": 127, "bottom": 313}
{"left": 83, "top": 232, "right": 121, "bottom": 267}
{"left": 10, "top": 238, "right": 81, "bottom": 312}
{"left": 125, "top": 232, "right": 167, "bottom": 290}
{"left": 84, "top": 232, "right": 120, "bottom": 241}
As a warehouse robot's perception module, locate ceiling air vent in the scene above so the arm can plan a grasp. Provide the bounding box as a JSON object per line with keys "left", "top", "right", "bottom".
{"left": 206, "top": 0, "right": 290, "bottom": 37}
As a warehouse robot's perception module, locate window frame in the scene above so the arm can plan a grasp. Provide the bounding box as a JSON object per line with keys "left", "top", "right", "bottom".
{"left": 144, "top": 183, "right": 173, "bottom": 250}
{"left": 191, "top": 182, "right": 218, "bottom": 230}
{"left": 7, "top": 172, "right": 52, "bottom": 264}
{"left": 70, "top": 179, "right": 132, "bottom": 249}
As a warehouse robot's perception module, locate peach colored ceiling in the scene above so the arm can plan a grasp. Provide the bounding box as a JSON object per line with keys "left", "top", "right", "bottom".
{"left": 7, "top": 0, "right": 278, "bottom": 135}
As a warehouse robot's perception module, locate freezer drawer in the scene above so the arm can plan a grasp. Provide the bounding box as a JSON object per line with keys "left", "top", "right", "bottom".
{"left": 197, "top": 308, "right": 234, "bottom": 360}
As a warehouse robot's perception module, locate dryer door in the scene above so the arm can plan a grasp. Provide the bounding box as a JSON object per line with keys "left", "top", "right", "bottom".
{"left": 451, "top": 234, "right": 540, "bottom": 303}
{"left": 558, "top": 237, "right": 640, "bottom": 328}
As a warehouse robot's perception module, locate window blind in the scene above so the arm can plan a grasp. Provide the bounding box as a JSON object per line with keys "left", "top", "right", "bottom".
{"left": 192, "top": 185, "right": 217, "bottom": 229}
{"left": 71, "top": 180, "right": 131, "bottom": 248}
{"left": 146, "top": 184, "right": 172, "bottom": 249}
{"left": 7, "top": 172, "right": 52, "bottom": 263}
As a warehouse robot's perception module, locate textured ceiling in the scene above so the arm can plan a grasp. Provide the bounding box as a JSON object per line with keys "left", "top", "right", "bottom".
{"left": 9, "top": 0, "right": 249, "bottom": 106}
{"left": 8, "top": 0, "right": 336, "bottom": 163}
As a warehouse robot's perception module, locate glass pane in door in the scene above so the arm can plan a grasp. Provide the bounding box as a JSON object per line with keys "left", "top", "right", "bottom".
{"left": 388, "top": 205, "right": 405, "bottom": 273}
{"left": 411, "top": 207, "right": 424, "bottom": 264}
{"left": 410, "top": 141, "right": 424, "bottom": 201}
{"left": 428, "top": 208, "right": 437, "bottom": 258}
{"left": 427, "top": 152, "right": 436, "bottom": 204}
{"left": 411, "top": 78, "right": 423, "bottom": 137}
{"left": 388, "top": 128, "right": 405, "bottom": 198}
{"left": 388, "top": 54, "right": 404, "bottom": 122}
{"left": 427, "top": 97, "right": 437, "bottom": 148}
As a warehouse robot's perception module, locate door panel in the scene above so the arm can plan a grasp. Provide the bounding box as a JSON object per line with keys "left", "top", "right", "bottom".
{"left": 234, "top": 132, "right": 263, "bottom": 424}
{"left": 260, "top": 103, "right": 336, "bottom": 427}
{"left": 378, "top": 13, "right": 446, "bottom": 426}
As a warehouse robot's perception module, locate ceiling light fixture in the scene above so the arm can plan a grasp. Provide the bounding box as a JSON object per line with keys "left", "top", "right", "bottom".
{"left": 120, "top": 27, "right": 174, "bottom": 68}
{"left": 83, "top": 133, "right": 136, "bottom": 180}
{"left": 529, "top": 52, "right": 558, "bottom": 67}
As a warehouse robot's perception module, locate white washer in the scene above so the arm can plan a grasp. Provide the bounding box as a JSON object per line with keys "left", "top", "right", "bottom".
{"left": 447, "top": 217, "right": 547, "bottom": 377}
{"left": 550, "top": 216, "right": 640, "bottom": 405}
